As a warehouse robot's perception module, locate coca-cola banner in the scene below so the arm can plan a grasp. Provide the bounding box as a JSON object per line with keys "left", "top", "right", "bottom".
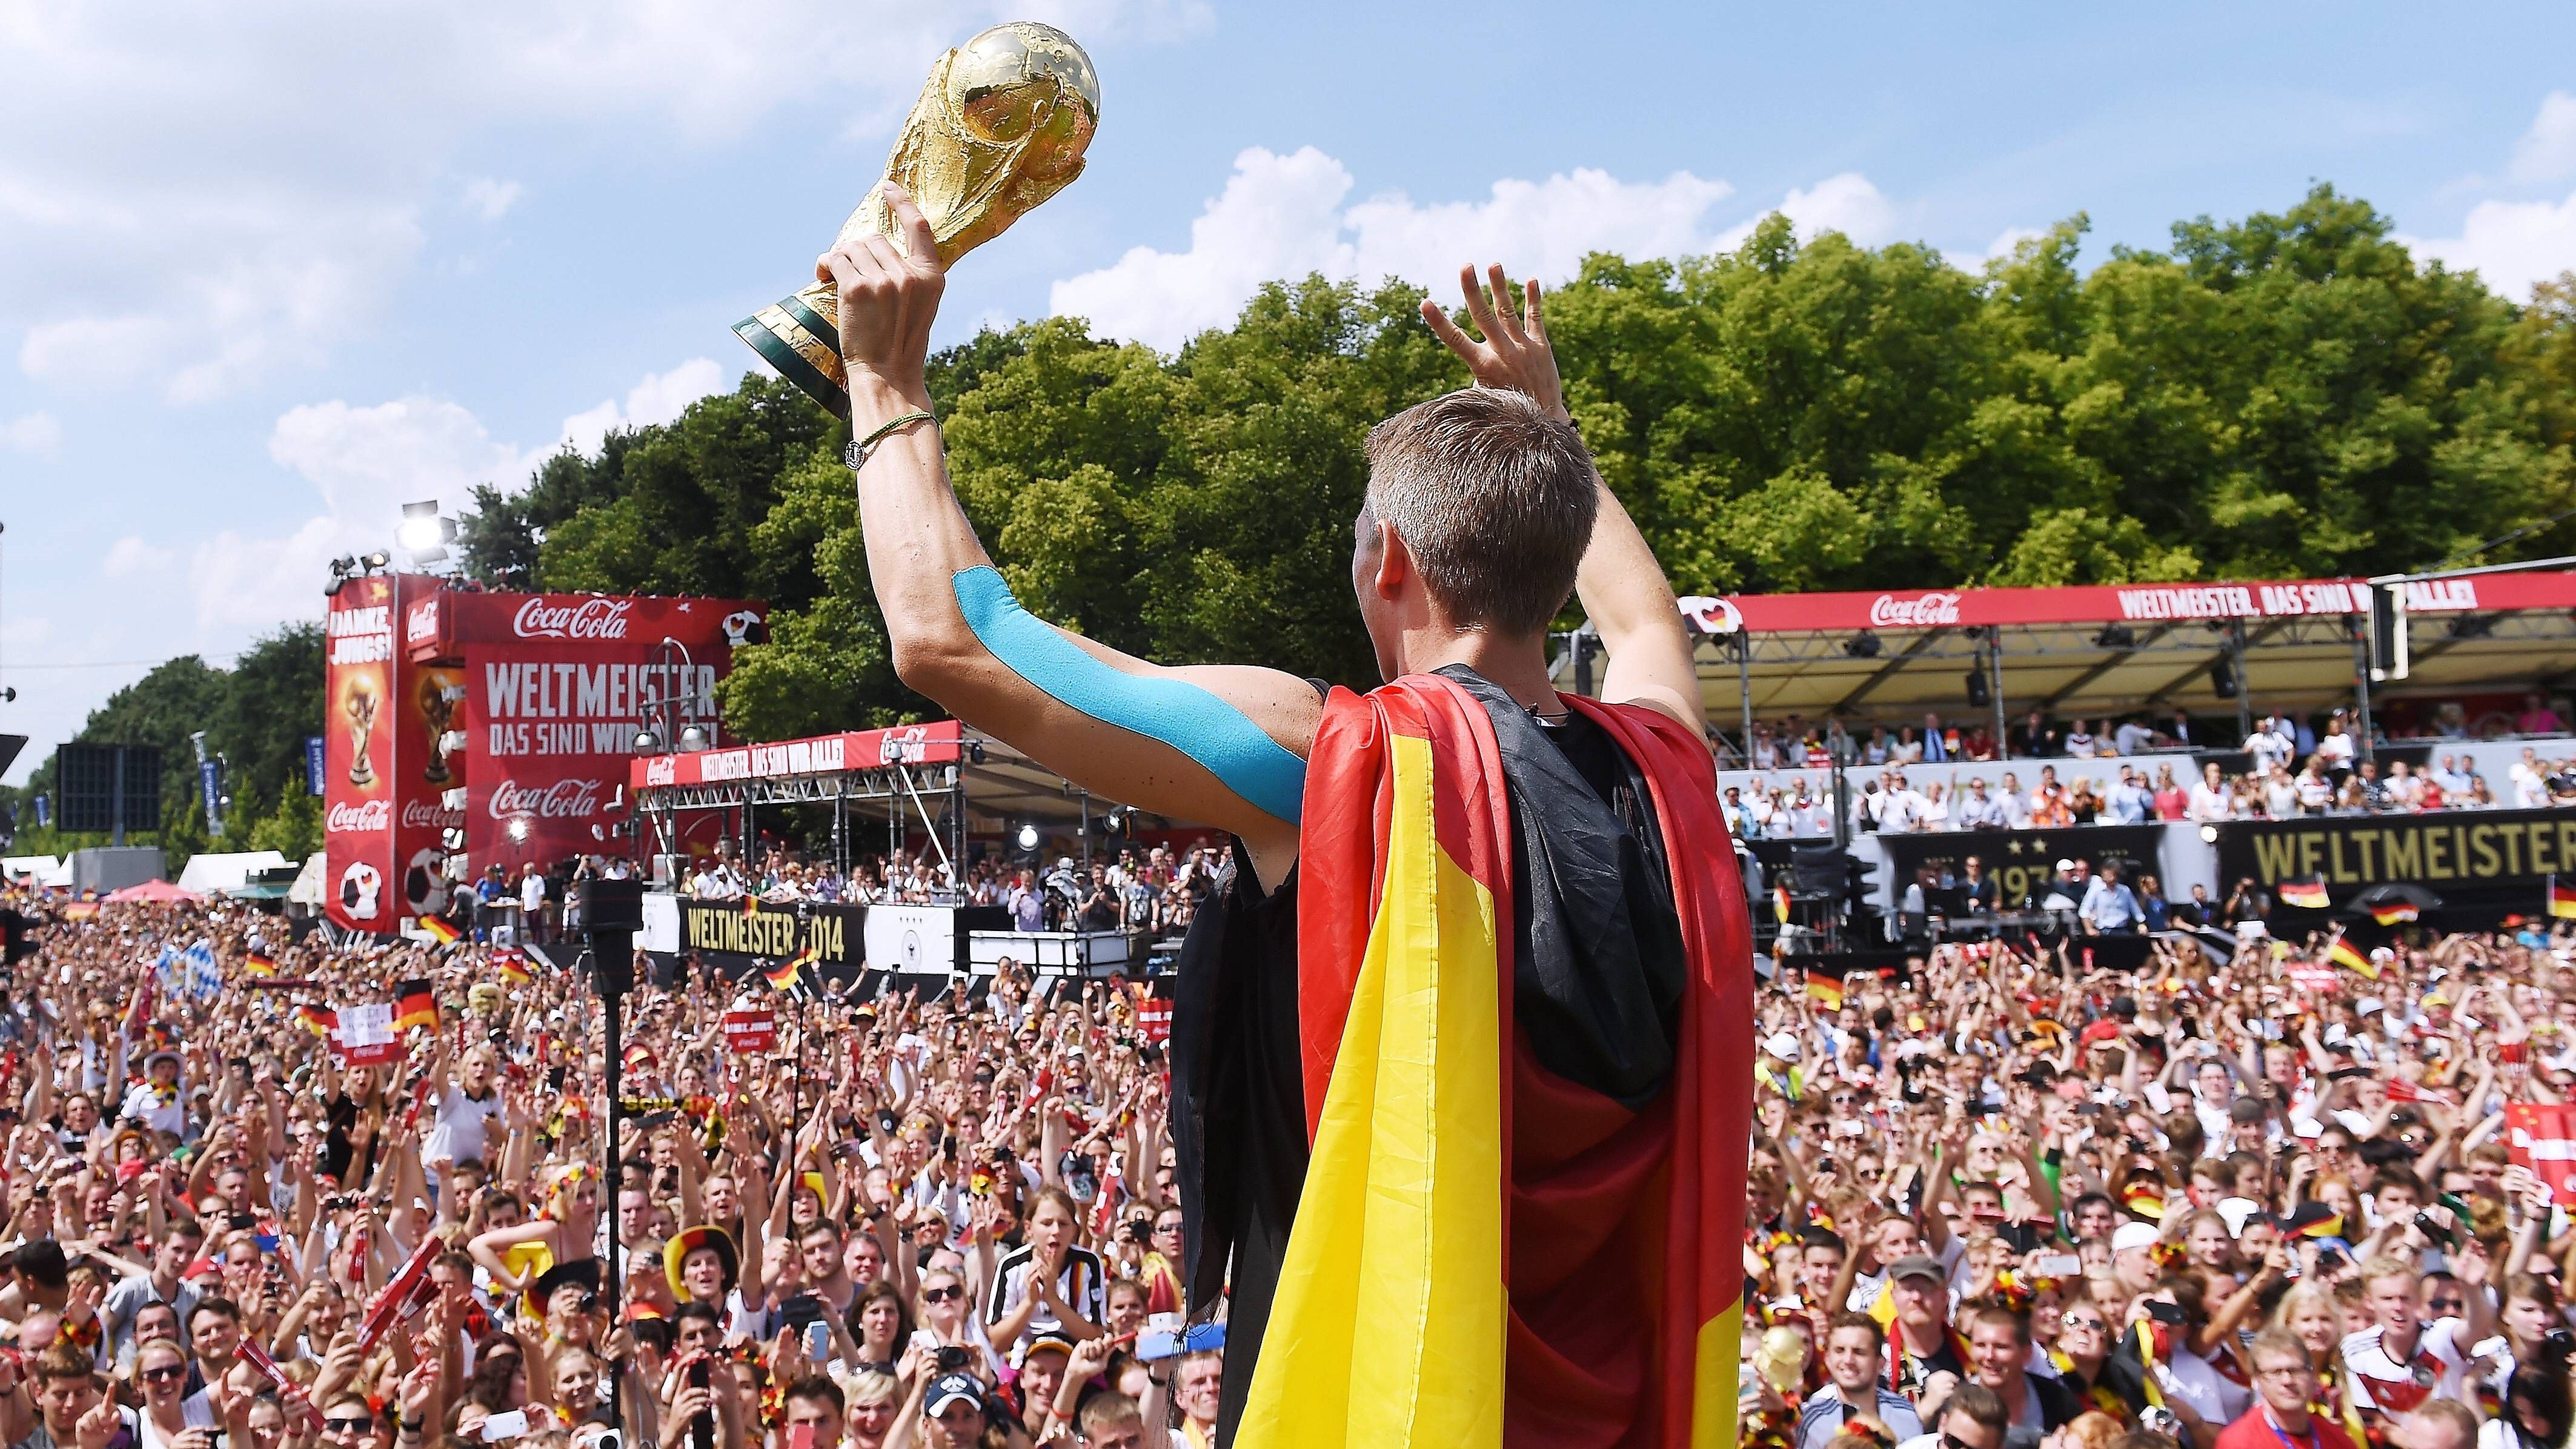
{"left": 325, "top": 574, "right": 407, "bottom": 931}
{"left": 443, "top": 591, "right": 762, "bottom": 878}
{"left": 1690, "top": 570, "right": 2576, "bottom": 636}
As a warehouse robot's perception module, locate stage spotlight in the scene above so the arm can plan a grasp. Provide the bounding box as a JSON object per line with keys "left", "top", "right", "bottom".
{"left": 678, "top": 724, "right": 710, "bottom": 752}
{"left": 397, "top": 500, "right": 457, "bottom": 565}
{"left": 1964, "top": 664, "right": 1991, "bottom": 708}
{"left": 2446, "top": 614, "right": 2495, "bottom": 640}
{"left": 359, "top": 551, "right": 390, "bottom": 572}
{"left": 2209, "top": 657, "right": 2239, "bottom": 698}
{"left": 633, "top": 728, "right": 663, "bottom": 752}
{"left": 1844, "top": 631, "right": 1882, "bottom": 659}
{"left": 2094, "top": 624, "right": 2137, "bottom": 649}
{"left": 507, "top": 818, "right": 529, "bottom": 842}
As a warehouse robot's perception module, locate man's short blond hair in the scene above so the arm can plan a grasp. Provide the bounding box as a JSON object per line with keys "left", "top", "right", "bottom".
{"left": 1364, "top": 388, "right": 1597, "bottom": 637}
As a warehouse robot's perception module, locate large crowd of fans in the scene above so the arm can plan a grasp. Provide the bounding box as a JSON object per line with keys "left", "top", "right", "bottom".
{"left": 3, "top": 855, "right": 2575, "bottom": 1449}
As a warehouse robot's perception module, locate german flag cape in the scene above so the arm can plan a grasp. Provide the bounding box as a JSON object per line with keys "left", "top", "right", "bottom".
{"left": 1238, "top": 675, "right": 1750, "bottom": 1449}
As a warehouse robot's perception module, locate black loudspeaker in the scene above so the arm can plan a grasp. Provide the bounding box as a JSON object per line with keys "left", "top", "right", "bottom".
{"left": 577, "top": 878, "right": 645, "bottom": 933}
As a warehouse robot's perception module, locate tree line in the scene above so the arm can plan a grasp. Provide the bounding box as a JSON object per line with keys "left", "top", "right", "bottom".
{"left": 10, "top": 183, "right": 2575, "bottom": 867}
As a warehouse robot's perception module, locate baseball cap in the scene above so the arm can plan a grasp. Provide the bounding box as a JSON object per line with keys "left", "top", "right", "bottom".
{"left": 1016, "top": 1330, "right": 1076, "bottom": 1368}
{"left": 1886, "top": 1254, "right": 1945, "bottom": 1284}
{"left": 1762, "top": 1032, "right": 1800, "bottom": 1061}
{"left": 923, "top": 1373, "right": 983, "bottom": 1417}
{"left": 2111, "top": 1222, "right": 2162, "bottom": 1255}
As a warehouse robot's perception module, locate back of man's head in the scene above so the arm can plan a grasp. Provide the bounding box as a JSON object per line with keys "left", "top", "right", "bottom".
{"left": 1363, "top": 388, "right": 1596, "bottom": 637}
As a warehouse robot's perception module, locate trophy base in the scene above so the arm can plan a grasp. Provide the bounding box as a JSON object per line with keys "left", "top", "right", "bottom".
{"left": 734, "top": 285, "right": 849, "bottom": 419}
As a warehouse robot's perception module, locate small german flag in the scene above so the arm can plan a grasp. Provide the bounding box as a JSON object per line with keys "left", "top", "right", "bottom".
{"left": 393, "top": 980, "right": 438, "bottom": 1033}
{"left": 764, "top": 954, "right": 804, "bottom": 993}
{"left": 494, "top": 949, "right": 531, "bottom": 987}
{"left": 2121, "top": 1181, "right": 2166, "bottom": 1220}
{"left": 742, "top": 893, "right": 761, "bottom": 918}
{"left": 1774, "top": 883, "right": 1793, "bottom": 925}
{"left": 2278, "top": 878, "right": 2331, "bottom": 909}
{"left": 2550, "top": 875, "right": 2576, "bottom": 921}
{"left": 2283, "top": 1201, "right": 2345, "bottom": 1240}
{"left": 2328, "top": 935, "right": 2379, "bottom": 980}
{"left": 2369, "top": 900, "right": 2420, "bottom": 927}
{"left": 419, "top": 914, "right": 462, "bottom": 946}
{"left": 293, "top": 1004, "right": 337, "bottom": 1038}
{"left": 242, "top": 952, "right": 278, "bottom": 978}
{"left": 1804, "top": 970, "right": 1844, "bottom": 1013}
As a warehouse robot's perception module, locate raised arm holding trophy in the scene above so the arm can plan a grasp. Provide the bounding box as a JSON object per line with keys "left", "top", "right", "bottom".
{"left": 745, "top": 25, "right": 1754, "bottom": 1448}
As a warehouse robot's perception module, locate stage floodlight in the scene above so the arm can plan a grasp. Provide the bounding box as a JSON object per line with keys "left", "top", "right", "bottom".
{"left": 1844, "top": 631, "right": 1882, "bottom": 659}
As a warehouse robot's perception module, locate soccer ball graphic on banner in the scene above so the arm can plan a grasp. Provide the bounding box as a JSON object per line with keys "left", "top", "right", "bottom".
{"left": 403, "top": 847, "right": 449, "bottom": 918}
{"left": 340, "top": 862, "right": 383, "bottom": 921}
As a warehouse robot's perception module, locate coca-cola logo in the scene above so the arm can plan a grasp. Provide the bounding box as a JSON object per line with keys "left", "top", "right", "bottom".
{"left": 398, "top": 799, "right": 457, "bottom": 830}
{"left": 642, "top": 756, "right": 677, "bottom": 788}
{"left": 488, "top": 777, "right": 606, "bottom": 821}
{"left": 1868, "top": 591, "right": 1964, "bottom": 628}
{"left": 405, "top": 597, "right": 439, "bottom": 645}
{"left": 327, "top": 799, "right": 390, "bottom": 834}
{"left": 511, "top": 597, "right": 632, "bottom": 640}
{"left": 879, "top": 726, "right": 929, "bottom": 764}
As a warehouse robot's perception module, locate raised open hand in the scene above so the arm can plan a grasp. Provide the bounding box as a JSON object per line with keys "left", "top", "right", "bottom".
{"left": 1420, "top": 264, "right": 1567, "bottom": 421}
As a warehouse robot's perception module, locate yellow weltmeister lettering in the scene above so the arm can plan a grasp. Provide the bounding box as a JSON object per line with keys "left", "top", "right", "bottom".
{"left": 2355, "top": 832, "right": 2380, "bottom": 880}
{"left": 2299, "top": 835, "right": 2325, "bottom": 881}
{"left": 2328, "top": 834, "right": 2355, "bottom": 884}
{"left": 2383, "top": 829, "right": 2420, "bottom": 879}
{"left": 2471, "top": 826, "right": 2501, "bottom": 879}
{"left": 2254, "top": 834, "right": 2302, "bottom": 883}
{"left": 2500, "top": 824, "right": 2526, "bottom": 878}
{"left": 2426, "top": 829, "right": 2453, "bottom": 880}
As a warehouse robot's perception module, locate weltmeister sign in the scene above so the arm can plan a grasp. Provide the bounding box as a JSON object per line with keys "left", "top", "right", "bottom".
{"left": 1880, "top": 825, "right": 2164, "bottom": 910}
{"left": 678, "top": 899, "right": 861, "bottom": 966}
{"left": 2215, "top": 807, "right": 2576, "bottom": 901}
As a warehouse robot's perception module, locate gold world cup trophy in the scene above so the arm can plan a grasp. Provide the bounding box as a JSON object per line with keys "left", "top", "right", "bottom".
{"left": 734, "top": 21, "right": 1100, "bottom": 417}
{"left": 343, "top": 671, "right": 382, "bottom": 789}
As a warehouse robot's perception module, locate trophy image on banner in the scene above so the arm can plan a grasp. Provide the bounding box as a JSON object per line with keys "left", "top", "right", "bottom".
{"left": 417, "top": 671, "right": 462, "bottom": 786}
{"left": 342, "top": 670, "right": 382, "bottom": 789}
{"left": 734, "top": 21, "right": 1100, "bottom": 417}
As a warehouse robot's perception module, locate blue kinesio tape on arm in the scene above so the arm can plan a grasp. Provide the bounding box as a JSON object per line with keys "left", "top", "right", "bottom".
{"left": 951, "top": 566, "right": 1307, "bottom": 824}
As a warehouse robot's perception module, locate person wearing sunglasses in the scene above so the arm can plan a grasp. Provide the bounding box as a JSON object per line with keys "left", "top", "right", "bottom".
{"left": 1896, "top": 1381, "right": 2006, "bottom": 1449}
{"left": 2050, "top": 1306, "right": 2146, "bottom": 1421}
{"left": 316, "top": 1394, "right": 381, "bottom": 1449}
{"left": 129, "top": 1341, "right": 210, "bottom": 1449}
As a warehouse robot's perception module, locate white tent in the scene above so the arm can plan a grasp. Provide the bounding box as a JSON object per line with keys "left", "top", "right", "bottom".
{"left": 1, "top": 856, "right": 58, "bottom": 882}
{"left": 176, "top": 850, "right": 290, "bottom": 896}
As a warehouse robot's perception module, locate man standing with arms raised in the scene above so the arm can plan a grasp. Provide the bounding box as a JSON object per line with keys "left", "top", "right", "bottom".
{"left": 819, "top": 185, "right": 1749, "bottom": 1449}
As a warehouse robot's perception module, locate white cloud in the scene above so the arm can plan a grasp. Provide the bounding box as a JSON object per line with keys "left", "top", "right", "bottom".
{"left": 558, "top": 357, "right": 727, "bottom": 456}
{"left": 268, "top": 394, "right": 535, "bottom": 522}
{"left": 2400, "top": 91, "right": 2576, "bottom": 299}
{"left": 1713, "top": 172, "right": 1900, "bottom": 253}
{"left": 188, "top": 356, "right": 728, "bottom": 631}
{"left": 101, "top": 536, "right": 174, "bottom": 579}
{"left": 2403, "top": 194, "right": 2576, "bottom": 299}
{"left": 1, "top": 412, "right": 60, "bottom": 456}
{"left": 460, "top": 177, "right": 523, "bottom": 221}
{"left": 2512, "top": 91, "right": 2576, "bottom": 182}
{"left": 1049, "top": 151, "right": 1925, "bottom": 351}
{"left": 1977, "top": 226, "right": 2048, "bottom": 265}
{"left": 0, "top": 2, "right": 1195, "bottom": 402}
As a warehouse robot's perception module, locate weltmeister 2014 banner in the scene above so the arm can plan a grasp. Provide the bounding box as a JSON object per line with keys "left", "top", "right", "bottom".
{"left": 2216, "top": 807, "right": 2576, "bottom": 909}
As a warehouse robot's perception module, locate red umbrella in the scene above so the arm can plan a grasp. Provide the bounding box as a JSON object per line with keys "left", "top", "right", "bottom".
{"left": 102, "top": 878, "right": 204, "bottom": 904}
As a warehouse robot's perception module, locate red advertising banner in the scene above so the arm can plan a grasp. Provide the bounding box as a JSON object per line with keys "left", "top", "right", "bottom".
{"left": 1685, "top": 570, "right": 2576, "bottom": 637}
{"left": 1136, "top": 998, "right": 1172, "bottom": 1045}
{"left": 443, "top": 591, "right": 762, "bottom": 880}
{"left": 633, "top": 720, "right": 964, "bottom": 791}
{"left": 325, "top": 574, "right": 405, "bottom": 932}
{"left": 2505, "top": 1102, "right": 2576, "bottom": 1204}
{"left": 330, "top": 1003, "right": 405, "bottom": 1067}
{"left": 722, "top": 1007, "right": 777, "bottom": 1055}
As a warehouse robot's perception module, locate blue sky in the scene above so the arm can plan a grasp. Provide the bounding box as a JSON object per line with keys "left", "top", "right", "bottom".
{"left": 5, "top": 0, "right": 2575, "bottom": 784}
